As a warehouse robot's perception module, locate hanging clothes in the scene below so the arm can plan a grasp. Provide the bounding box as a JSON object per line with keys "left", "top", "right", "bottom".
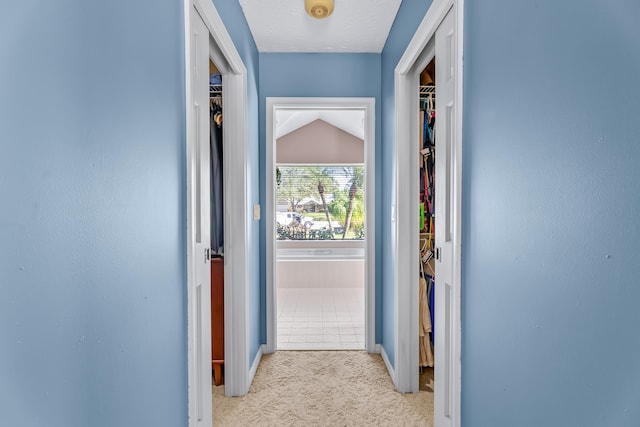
{"left": 419, "top": 272, "right": 434, "bottom": 367}
{"left": 210, "top": 103, "right": 224, "bottom": 255}
{"left": 420, "top": 82, "right": 436, "bottom": 362}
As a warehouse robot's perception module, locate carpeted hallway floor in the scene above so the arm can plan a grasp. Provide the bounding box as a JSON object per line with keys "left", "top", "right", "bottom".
{"left": 212, "top": 351, "right": 433, "bottom": 426}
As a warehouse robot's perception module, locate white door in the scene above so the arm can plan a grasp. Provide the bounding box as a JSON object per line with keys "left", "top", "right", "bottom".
{"left": 187, "top": 6, "right": 212, "bottom": 426}
{"left": 434, "top": 8, "right": 458, "bottom": 427}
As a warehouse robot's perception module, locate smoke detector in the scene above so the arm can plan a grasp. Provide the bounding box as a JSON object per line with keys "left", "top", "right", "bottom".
{"left": 305, "top": 0, "right": 334, "bottom": 19}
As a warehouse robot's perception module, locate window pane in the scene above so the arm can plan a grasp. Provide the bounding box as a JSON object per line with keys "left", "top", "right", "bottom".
{"left": 275, "top": 165, "right": 365, "bottom": 241}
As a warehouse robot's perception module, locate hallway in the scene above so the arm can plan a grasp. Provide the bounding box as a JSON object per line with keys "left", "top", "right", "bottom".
{"left": 212, "top": 351, "right": 432, "bottom": 426}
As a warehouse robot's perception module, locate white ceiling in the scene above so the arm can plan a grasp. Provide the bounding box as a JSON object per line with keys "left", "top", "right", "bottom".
{"left": 276, "top": 110, "right": 365, "bottom": 140}
{"left": 238, "top": 0, "right": 402, "bottom": 53}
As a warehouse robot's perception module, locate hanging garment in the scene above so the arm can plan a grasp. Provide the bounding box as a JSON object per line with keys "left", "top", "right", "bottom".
{"left": 210, "top": 73, "right": 222, "bottom": 85}
{"left": 419, "top": 274, "right": 434, "bottom": 367}
{"left": 210, "top": 105, "right": 224, "bottom": 254}
{"left": 429, "top": 276, "right": 435, "bottom": 344}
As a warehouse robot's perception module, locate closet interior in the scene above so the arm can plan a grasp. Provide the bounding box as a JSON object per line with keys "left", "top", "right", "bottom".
{"left": 210, "top": 60, "right": 225, "bottom": 386}
{"left": 419, "top": 58, "right": 435, "bottom": 392}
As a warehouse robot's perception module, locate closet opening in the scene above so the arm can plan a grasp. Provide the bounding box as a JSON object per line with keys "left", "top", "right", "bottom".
{"left": 418, "top": 58, "right": 436, "bottom": 394}
{"left": 186, "top": 1, "right": 251, "bottom": 420}
{"left": 209, "top": 59, "right": 225, "bottom": 387}
{"left": 265, "top": 98, "right": 376, "bottom": 355}
{"left": 394, "top": 2, "right": 462, "bottom": 424}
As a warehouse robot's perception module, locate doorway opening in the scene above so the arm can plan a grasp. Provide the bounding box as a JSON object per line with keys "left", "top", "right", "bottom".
{"left": 394, "top": 0, "right": 463, "bottom": 425}
{"left": 265, "top": 98, "right": 376, "bottom": 355}
{"left": 185, "top": 0, "right": 251, "bottom": 424}
{"left": 208, "top": 58, "right": 225, "bottom": 387}
{"left": 275, "top": 162, "right": 366, "bottom": 350}
{"left": 418, "top": 57, "right": 436, "bottom": 393}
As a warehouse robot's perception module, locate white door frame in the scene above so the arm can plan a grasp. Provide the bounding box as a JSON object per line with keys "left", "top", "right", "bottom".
{"left": 265, "top": 97, "right": 377, "bottom": 354}
{"left": 186, "top": 5, "right": 212, "bottom": 424}
{"left": 394, "top": 0, "right": 463, "bottom": 425}
{"left": 184, "top": 0, "right": 250, "bottom": 423}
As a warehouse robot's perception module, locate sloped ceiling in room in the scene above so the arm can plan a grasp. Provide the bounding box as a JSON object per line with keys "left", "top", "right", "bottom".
{"left": 276, "top": 109, "right": 365, "bottom": 140}
{"left": 277, "top": 119, "right": 364, "bottom": 164}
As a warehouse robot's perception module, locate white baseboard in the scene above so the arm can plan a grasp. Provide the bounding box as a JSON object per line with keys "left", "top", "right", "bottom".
{"left": 380, "top": 345, "right": 397, "bottom": 389}
{"left": 372, "top": 343, "right": 381, "bottom": 354}
{"left": 248, "top": 345, "right": 264, "bottom": 389}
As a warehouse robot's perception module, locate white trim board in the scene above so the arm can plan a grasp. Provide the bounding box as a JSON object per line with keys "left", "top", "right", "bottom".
{"left": 185, "top": 0, "right": 251, "bottom": 424}
{"left": 380, "top": 345, "right": 397, "bottom": 387}
{"left": 196, "top": 0, "right": 252, "bottom": 397}
{"left": 249, "top": 345, "right": 265, "bottom": 388}
{"left": 393, "top": 0, "right": 463, "bottom": 426}
{"left": 265, "top": 97, "right": 376, "bottom": 355}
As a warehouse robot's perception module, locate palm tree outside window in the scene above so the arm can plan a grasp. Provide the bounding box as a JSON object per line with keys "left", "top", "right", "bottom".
{"left": 275, "top": 165, "right": 365, "bottom": 241}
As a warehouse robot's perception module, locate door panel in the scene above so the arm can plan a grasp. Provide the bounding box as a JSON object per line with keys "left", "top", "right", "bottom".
{"left": 189, "top": 6, "right": 212, "bottom": 426}
{"left": 434, "top": 8, "right": 456, "bottom": 427}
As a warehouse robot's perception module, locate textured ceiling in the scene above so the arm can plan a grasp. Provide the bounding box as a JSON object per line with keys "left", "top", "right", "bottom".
{"left": 238, "top": 0, "right": 402, "bottom": 53}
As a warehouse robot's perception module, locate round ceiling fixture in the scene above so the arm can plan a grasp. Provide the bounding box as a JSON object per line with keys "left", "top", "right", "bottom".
{"left": 305, "top": 0, "right": 334, "bottom": 19}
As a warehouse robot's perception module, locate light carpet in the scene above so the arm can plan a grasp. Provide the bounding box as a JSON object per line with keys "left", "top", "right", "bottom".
{"left": 213, "top": 351, "right": 433, "bottom": 426}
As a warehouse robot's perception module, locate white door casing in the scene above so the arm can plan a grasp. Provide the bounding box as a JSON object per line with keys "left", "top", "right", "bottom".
{"left": 187, "top": 7, "right": 212, "bottom": 425}
{"left": 185, "top": 0, "right": 250, "bottom": 425}
{"left": 393, "top": 0, "right": 463, "bottom": 426}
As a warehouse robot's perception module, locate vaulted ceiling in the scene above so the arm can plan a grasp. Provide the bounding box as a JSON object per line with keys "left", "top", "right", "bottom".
{"left": 276, "top": 110, "right": 365, "bottom": 140}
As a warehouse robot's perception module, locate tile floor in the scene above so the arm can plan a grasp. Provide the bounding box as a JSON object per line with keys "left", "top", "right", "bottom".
{"left": 277, "top": 287, "right": 365, "bottom": 350}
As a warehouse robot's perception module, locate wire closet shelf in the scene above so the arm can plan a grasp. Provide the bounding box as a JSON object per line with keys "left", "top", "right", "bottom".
{"left": 210, "top": 84, "right": 222, "bottom": 98}
{"left": 420, "top": 84, "right": 435, "bottom": 100}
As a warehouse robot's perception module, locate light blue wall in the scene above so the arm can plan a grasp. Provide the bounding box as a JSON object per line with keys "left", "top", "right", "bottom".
{"left": 0, "top": 1, "right": 187, "bottom": 426}
{"left": 4, "top": 1, "right": 638, "bottom": 425}
{"left": 380, "top": 0, "right": 433, "bottom": 369}
{"left": 258, "top": 53, "right": 382, "bottom": 343}
{"left": 462, "top": 0, "right": 640, "bottom": 425}
{"left": 212, "top": 0, "right": 262, "bottom": 370}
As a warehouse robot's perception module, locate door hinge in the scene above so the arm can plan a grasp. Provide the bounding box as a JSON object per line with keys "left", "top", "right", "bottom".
{"left": 205, "top": 248, "right": 210, "bottom": 262}
{"left": 435, "top": 247, "right": 441, "bottom": 261}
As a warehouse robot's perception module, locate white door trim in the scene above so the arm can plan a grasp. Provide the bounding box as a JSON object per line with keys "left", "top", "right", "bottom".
{"left": 265, "top": 97, "right": 376, "bottom": 354}
{"left": 185, "top": 0, "right": 250, "bottom": 424}
{"left": 394, "top": 0, "right": 463, "bottom": 425}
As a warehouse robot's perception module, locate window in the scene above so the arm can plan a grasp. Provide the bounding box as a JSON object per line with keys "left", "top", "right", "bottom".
{"left": 275, "top": 165, "right": 365, "bottom": 240}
